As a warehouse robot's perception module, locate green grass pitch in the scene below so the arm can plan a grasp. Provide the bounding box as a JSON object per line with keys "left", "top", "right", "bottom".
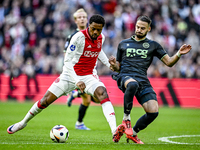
{"left": 0, "top": 101, "right": 200, "bottom": 150}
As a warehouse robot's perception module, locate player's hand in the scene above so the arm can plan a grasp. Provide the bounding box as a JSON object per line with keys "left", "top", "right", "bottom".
{"left": 179, "top": 44, "right": 192, "bottom": 55}
{"left": 76, "top": 81, "right": 86, "bottom": 93}
{"left": 109, "top": 55, "right": 116, "bottom": 71}
{"left": 109, "top": 55, "right": 116, "bottom": 65}
{"left": 109, "top": 55, "right": 120, "bottom": 72}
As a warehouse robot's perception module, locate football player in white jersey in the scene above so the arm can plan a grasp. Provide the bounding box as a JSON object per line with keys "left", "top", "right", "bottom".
{"left": 7, "top": 14, "right": 125, "bottom": 143}
{"left": 64, "top": 8, "right": 95, "bottom": 130}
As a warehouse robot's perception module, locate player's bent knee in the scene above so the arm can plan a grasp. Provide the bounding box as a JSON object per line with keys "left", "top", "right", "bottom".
{"left": 82, "top": 99, "right": 90, "bottom": 106}
{"left": 143, "top": 99, "right": 159, "bottom": 113}
{"left": 40, "top": 91, "right": 57, "bottom": 107}
{"left": 81, "top": 94, "right": 91, "bottom": 105}
{"left": 127, "top": 81, "right": 139, "bottom": 89}
{"left": 94, "top": 86, "right": 108, "bottom": 100}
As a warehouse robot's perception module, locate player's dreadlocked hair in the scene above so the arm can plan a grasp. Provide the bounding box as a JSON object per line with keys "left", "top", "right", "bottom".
{"left": 137, "top": 15, "right": 152, "bottom": 26}
{"left": 89, "top": 14, "right": 105, "bottom": 27}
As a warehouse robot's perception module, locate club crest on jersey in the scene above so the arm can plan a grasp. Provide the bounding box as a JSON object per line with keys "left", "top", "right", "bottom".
{"left": 54, "top": 77, "right": 60, "bottom": 83}
{"left": 143, "top": 43, "right": 150, "bottom": 49}
{"left": 70, "top": 45, "right": 76, "bottom": 51}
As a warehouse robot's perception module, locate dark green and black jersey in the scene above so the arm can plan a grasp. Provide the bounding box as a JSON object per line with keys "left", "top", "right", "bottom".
{"left": 117, "top": 35, "right": 167, "bottom": 78}
{"left": 114, "top": 35, "right": 167, "bottom": 100}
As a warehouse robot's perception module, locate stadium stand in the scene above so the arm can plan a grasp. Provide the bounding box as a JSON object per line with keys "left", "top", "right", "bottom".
{"left": 0, "top": 0, "right": 199, "bottom": 78}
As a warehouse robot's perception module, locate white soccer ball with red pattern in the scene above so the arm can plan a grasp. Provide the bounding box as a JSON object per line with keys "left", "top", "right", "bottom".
{"left": 50, "top": 125, "right": 69, "bottom": 143}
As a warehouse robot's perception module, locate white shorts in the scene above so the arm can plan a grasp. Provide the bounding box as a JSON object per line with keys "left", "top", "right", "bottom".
{"left": 48, "top": 74, "right": 105, "bottom": 98}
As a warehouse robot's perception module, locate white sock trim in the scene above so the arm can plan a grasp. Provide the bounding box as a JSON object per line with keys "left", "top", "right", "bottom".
{"left": 133, "top": 129, "right": 137, "bottom": 136}
{"left": 123, "top": 113, "right": 131, "bottom": 120}
{"left": 76, "top": 121, "right": 83, "bottom": 125}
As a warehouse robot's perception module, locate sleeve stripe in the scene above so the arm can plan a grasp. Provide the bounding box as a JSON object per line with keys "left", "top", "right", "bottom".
{"left": 160, "top": 54, "right": 167, "bottom": 60}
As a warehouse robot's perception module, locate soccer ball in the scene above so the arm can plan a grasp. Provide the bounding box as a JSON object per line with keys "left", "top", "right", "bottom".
{"left": 50, "top": 125, "right": 69, "bottom": 143}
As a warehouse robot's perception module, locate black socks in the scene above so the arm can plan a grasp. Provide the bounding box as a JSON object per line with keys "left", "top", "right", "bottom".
{"left": 133, "top": 112, "right": 159, "bottom": 133}
{"left": 78, "top": 104, "right": 88, "bottom": 122}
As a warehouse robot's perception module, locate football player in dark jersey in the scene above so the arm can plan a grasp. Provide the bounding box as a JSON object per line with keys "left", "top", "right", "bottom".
{"left": 109, "top": 15, "right": 192, "bottom": 144}
{"left": 64, "top": 8, "right": 93, "bottom": 130}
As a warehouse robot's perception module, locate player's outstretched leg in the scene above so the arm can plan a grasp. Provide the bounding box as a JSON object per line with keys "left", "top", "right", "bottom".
{"left": 126, "top": 112, "right": 158, "bottom": 144}
{"left": 7, "top": 122, "right": 27, "bottom": 134}
{"left": 113, "top": 124, "right": 125, "bottom": 142}
{"left": 7, "top": 100, "right": 45, "bottom": 134}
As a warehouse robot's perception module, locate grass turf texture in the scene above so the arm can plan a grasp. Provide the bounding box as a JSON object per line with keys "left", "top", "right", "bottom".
{"left": 0, "top": 101, "right": 199, "bottom": 150}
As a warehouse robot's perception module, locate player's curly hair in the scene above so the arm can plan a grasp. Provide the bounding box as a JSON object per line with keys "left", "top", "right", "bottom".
{"left": 89, "top": 14, "right": 105, "bottom": 27}
{"left": 137, "top": 15, "right": 152, "bottom": 26}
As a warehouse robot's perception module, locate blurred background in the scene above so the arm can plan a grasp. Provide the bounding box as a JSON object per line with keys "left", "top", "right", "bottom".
{"left": 0, "top": 0, "right": 200, "bottom": 78}
{"left": 0, "top": 0, "right": 199, "bottom": 106}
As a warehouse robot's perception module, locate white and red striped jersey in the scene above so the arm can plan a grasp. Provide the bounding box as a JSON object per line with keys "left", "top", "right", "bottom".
{"left": 62, "top": 28, "right": 110, "bottom": 84}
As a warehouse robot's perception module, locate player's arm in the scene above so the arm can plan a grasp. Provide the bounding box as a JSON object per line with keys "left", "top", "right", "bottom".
{"left": 64, "top": 32, "right": 85, "bottom": 87}
{"left": 97, "top": 34, "right": 112, "bottom": 69}
{"left": 98, "top": 50, "right": 110, "bottom": 68}
{"left": 161, "top": 44, "right": 192, "bottom": 67}
{"left": 63, "top": 35, "right": 71, "bottom": 57}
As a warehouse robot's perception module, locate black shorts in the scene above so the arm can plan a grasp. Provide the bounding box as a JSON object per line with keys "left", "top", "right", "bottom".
{"left": 112, "top": 73, "right": 157, "bottom": 105}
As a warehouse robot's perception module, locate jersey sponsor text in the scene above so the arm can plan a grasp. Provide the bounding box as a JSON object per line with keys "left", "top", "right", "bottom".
{"left": 84, "top": 51, "right": 99, "bottom": 57}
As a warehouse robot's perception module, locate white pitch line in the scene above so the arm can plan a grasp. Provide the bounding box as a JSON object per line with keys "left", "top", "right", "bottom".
{"left": 158, "top": 135, "right": 200, "bottom": 145}
{"left": 0, "top": 142, "right": 96, "bottom": 145}
{"left": 0, "top": 142, "right": 176, "bottom": 145}
{"left": 1, "top": 135, "right": 200, "bottom": 145}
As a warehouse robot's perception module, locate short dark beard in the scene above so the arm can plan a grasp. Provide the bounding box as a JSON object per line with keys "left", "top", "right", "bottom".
{"left": 90, "top": 34, "right": 97, "bottom": 40}
{"left": 135, "top": 32, "right": 147, "bottom": 39}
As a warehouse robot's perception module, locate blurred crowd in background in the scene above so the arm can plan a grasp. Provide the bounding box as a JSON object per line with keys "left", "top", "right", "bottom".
{"left": 0, "top": 0, "right": 200, "bottom": 80}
